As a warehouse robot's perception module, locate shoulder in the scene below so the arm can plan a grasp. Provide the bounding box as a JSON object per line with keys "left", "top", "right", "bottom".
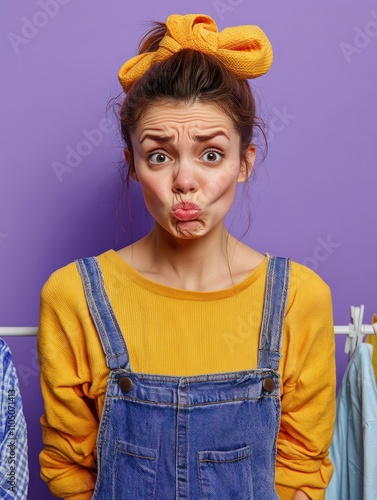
{"left": 40, "top": 250, "right": 118, "bottom": 314}
{"left": 289, "top": 259, "right": 331, "bottom": 298}
{"left": 40, "top": 259, "right": 83, "bottom": 307}
{"left": 38, "top": 257, "right": 94, "bottom": 347}
{"left": 284, "top": 259, "right": 333, "bottom": 318}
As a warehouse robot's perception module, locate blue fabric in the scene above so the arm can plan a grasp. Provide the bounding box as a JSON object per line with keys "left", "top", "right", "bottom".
{"left": 0, "top": 339, "right": 29, "bottom": 499}
{"left": 326, "top": 343, "right": 377, "bottom": 500}
{"left": 76, "top": 254, "right": 291, "bottom": 499}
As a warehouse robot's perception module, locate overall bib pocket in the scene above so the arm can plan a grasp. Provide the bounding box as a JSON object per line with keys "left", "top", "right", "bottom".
{"left": 114, "top": 440, "right": 158, "bottom": 499}
{"left": 197, "top": 444, "right": 253, "bottom": 500}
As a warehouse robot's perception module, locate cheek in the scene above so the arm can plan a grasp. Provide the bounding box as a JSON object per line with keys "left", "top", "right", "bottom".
{"left": 204, "top": 170, "right": 238, "bottom": 200}
{"left": 139, "top": 178, "right": 167, "bottom": 213}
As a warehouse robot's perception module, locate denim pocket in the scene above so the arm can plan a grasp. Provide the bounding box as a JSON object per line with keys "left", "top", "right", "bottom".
{"left": 197, "top": 444, "right": 253, "bottom": 500}
{"left": 114, "top": 440, "right": 158, "bottom": 499}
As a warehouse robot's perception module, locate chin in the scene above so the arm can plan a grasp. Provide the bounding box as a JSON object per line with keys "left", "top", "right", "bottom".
{"left": 154, "top": 219, "right": 206, "bottom": 240}
{"left": 175, "top": 231, "right": 203, "bottom": 239}
{"left": 174, "top": 222, "right": 205, "bottom": 239}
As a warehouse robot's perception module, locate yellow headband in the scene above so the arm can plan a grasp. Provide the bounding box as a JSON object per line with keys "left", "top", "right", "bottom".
{"left": 118, "top": 13, "right": 273, "bottom": 93}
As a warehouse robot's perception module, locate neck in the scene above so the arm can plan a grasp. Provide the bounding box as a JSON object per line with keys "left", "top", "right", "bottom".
{"left": 141, "top": 222, "right": 239, "bottom": 290}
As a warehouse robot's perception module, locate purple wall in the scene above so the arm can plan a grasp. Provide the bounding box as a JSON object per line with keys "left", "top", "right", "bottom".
{"left": 2, "top": 1, "right": 377, "bottom": 497}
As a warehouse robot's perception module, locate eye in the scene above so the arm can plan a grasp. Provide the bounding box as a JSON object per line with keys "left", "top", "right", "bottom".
{"left": 202, "top": 150, "right": 224, "bottom": 163}
{"left": 146, "top": 151, "right": 170, "bottom": 165}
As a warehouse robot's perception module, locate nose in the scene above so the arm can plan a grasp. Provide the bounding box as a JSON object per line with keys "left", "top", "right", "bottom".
{"left": 172, "top": 162, "right": 199, "bottom": 194}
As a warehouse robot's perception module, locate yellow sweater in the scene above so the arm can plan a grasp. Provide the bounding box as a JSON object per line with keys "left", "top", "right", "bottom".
{"left": 37, "top": 249, "right": 336, "bottom": 500}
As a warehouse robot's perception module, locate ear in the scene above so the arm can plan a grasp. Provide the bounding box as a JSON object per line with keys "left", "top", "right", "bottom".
{"left": 238, "top": 145, "right": 256, "bottom": 183}
{"left": 124, "top": 148, "right": 138, "bottom": 182}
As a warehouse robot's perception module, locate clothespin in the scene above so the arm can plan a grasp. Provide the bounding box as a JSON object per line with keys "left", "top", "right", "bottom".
{"left": 344, "top": 305, "right": 365, "bottom": 359}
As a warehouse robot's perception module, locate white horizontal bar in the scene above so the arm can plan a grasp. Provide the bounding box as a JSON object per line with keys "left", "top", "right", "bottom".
{"left": 0, "top": 327, "right": 39, "bottom": 336}
{"left": 0, "top": 325, "right": 376, "bottom": 337}
{"left": 334, "top": 325, "right": 375, "bottom": 335}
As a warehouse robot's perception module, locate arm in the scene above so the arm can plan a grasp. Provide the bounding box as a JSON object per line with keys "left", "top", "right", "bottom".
{"left": 64, "top": 495, "right": 93, "bottom": 500}
{"left": 275, "top": 264, "right": 336, "bottom": 500}
{"left": 38, "top": 269, "right": 98, "bottom": 499}
{"left": 293, "top": 492, "right": 311, "bottom": 500}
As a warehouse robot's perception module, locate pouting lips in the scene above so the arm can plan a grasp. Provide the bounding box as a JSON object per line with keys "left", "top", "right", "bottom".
{"left": 172, "top": 209, "right": 201, "bottom": 221}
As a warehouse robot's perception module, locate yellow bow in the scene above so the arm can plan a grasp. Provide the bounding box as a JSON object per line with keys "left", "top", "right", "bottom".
{"left": 118, "top": 13, "right": 273, "bottom": 92}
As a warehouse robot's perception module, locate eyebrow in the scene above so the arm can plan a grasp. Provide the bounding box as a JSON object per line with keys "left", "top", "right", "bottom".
{"left": 139, "top": 131, "right": 230, "bottom": 144}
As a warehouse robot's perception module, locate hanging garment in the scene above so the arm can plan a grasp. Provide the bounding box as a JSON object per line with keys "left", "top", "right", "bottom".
{"left": 326, "top": 342, "right": 377, "bottom": 500}
{"left": 365, "top": 313, "right": 377, "bottom": 384}
{"left": 75, "top": 254, "right": 290, "bottom": 499}
{"left": 0, "top": 338, "right": 29, "bottom": 499}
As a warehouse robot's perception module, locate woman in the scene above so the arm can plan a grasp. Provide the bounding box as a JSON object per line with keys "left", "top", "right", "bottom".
{"left": 38, "top": 13, "right": 336, "bottom": 499}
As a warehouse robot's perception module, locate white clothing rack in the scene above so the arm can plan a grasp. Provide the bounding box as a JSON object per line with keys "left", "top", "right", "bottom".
{"left": 1, "top": 305, "right": 376, "bottom": 345}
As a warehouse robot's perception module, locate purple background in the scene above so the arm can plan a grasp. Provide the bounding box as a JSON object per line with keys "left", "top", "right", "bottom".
{"left": 1, "top": 0, "right": 377, "bottom": 497}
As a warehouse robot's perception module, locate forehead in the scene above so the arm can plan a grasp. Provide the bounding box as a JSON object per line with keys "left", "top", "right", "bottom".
{"left": 135, "top": 101, "right": 235, "bottom": 132}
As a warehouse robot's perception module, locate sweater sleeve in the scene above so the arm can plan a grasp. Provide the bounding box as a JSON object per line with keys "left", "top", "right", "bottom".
{"left": 275, "top": 264, "right": 336, "bottom": 500}
{"left": 37, "top": 266, "right": 98, "bottom": 498}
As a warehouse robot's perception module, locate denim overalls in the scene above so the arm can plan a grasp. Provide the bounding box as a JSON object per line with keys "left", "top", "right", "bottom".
{"left": 76, "top": 254, "right": 291, "bottom": 499}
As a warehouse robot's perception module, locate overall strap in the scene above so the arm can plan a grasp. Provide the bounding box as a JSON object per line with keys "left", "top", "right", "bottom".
{"left": 76, "top": 257, "right": 131, "bottom": 370}
{"left": 258, "top": 256, "right": 291, "bottom": 370}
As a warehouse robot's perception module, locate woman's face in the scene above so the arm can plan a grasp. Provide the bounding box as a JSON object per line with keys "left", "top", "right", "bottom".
{"left": 125, "top": 101, "right": 256, "bottom": 239}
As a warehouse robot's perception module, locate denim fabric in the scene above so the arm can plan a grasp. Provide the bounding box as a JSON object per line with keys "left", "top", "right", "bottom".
{"left": 0, "top": 339, "right": 29, "bottom": 499}
{"left": 76, "top": 254, "right": 291, "bottom": 499}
